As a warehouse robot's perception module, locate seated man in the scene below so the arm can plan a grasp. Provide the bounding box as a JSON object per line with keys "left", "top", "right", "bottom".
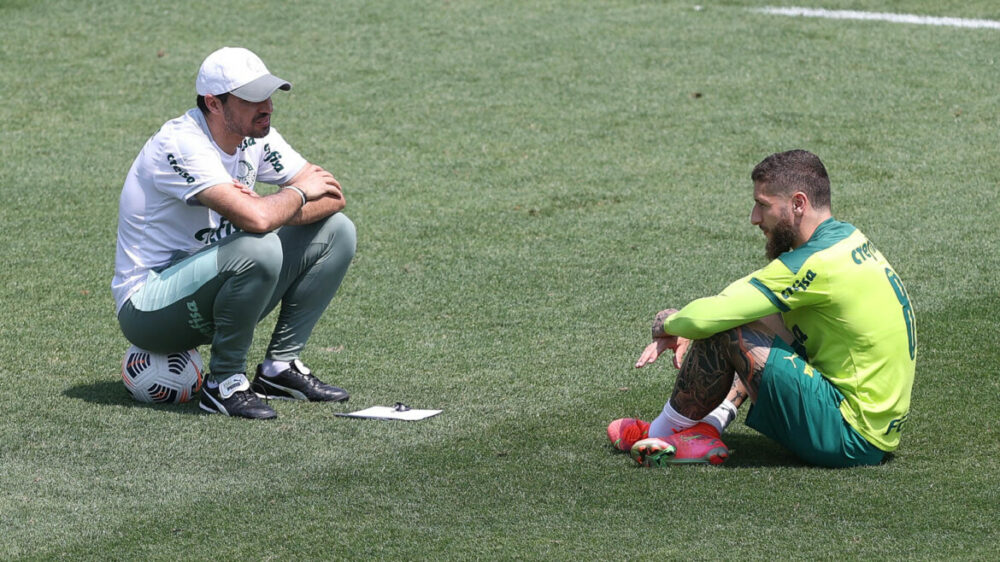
{"left": 608, "top": 150, "right": 916, "bottom": 467}
{"left": 112, "top": 47, "right": 357, "bottom": 419}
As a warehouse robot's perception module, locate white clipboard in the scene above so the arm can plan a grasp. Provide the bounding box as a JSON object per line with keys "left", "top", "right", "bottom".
{"left": 335, "top": 404, "right": 442, "bottom": 421}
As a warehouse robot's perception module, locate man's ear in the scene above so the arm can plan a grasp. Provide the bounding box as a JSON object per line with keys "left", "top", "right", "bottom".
{"left": 791, "top": 192, "right": 809, "bottom": 215}
{"left": 204, "top": 94, "right": 224, "bottom": 115}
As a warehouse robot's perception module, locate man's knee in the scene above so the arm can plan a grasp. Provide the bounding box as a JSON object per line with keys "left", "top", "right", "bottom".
{"left": 219, "top": 231, "right": 284, "bottom": 281}
{"left": 323, "top": 213, "right": 357, "bottom": 257}
{"left": 684, "top": 324, "right": 777, "bottom": 397}
{"left": 751, "top": 314, "right": 794, "bottom": 345}
{"left": 693, "top": 329, "right": 747, "bottom": 360}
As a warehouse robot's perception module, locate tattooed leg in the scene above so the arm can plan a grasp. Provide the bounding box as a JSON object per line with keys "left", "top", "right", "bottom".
{"left": 669, "top": 322, "right": 777, "bottom": 420}
{"left": 669, "top": 334, "right": 736, "bottom": 421}
{"left": 726, "top": 376, "right": 750, "bottom": 408}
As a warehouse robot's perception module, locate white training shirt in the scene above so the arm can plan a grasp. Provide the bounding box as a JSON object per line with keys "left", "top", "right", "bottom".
{"left": 112, "top": 108, "right": 307, "bottom": 313}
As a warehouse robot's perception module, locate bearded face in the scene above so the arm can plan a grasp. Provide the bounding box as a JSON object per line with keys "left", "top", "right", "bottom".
{"left": 765, "top": 209, "right": 797, "bottom": 260}
{"left": 751, "top": 182, "right": 800, "bottom": 260}
{"left": 221, "top": 96, "right": 273, "bottom": 139}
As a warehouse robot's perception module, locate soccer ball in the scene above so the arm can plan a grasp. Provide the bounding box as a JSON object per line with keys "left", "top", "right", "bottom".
{"left": 121, "top": 345, "right": 204, "bottom": 404}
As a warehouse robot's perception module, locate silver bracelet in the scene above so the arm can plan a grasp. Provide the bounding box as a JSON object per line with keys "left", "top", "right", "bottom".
{"left": 283, "top": 185, "right": 307, "bottom": 206}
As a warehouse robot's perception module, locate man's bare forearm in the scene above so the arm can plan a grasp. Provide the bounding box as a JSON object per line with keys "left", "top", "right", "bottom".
{"left": 286, "top": 194, "right": 345, "bottom": 226}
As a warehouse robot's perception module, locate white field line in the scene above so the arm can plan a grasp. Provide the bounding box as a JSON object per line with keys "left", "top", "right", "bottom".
{"left": 755, "top": 6, "right": 1000, "bottom": 30}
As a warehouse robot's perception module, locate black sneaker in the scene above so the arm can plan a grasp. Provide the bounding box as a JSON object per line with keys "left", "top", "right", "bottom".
{"left": 199, "top": 373, "right": 277, "bottom": 419}
{"left": 251, "top": 359, "right": 350, "bottom": 402}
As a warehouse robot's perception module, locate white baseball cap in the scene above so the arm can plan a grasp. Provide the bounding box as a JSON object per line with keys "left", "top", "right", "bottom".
{"left": 195, "top": 47, "right": 291, "bottom": 103}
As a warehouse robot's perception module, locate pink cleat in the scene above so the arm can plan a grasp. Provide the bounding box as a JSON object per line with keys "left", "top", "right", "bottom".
{"left": 630, "top": 422, "right": 729, "bottom": 466}
{"left": 607, "top": 418, "right": 650, "bottom": 452}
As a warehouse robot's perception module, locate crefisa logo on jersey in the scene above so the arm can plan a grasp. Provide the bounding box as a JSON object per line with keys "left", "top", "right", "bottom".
{"left": 781, "top": 269, "right": 817, "bottom": 299}
{"left": 194, "top": 217, "right": 238, "bottom": 245}
{"left": 185, "top": 300, "right": 214, "bottom": 337}
{"left": 166, "top": 153, "right": 196, "bottom": 184}
{"left": 263, "top": 143, "right": 284, "bottom": 173}
{"left": 851, "top": 240, "right": 880, "bottom": 264}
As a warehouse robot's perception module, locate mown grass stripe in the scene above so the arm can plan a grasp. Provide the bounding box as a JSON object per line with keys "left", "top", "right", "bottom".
{"left": 756, "top": 6, "right": 1000, "bottom": 30}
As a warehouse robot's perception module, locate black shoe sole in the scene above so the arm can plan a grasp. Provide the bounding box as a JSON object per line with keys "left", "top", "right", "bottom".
{"left": 198, "top": 398, "right": 277, "bottom": 420}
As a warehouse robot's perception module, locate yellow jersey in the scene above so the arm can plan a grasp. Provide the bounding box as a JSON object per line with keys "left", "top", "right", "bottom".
{"left": 664, "top": 219, "right": 916, "bottom": 451}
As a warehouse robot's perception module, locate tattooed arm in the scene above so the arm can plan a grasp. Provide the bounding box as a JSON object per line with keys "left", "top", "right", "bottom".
{"left": 636, "top": 308, "right": 680, "bottom": 368}
{"left": 651, "top": 308, "right": 676, "bottom": 339}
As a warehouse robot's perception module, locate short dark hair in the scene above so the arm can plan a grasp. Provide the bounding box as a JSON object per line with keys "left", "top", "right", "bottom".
{"left": 751, "top": 149, "right": 831, "bottom": 209}
{"left": 196, "top": 92, "right": 229, "bottom": 113}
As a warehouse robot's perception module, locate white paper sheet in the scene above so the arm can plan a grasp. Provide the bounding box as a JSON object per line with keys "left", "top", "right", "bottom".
{"left": 335, "top": 405, "right": 442, "bottom": 421}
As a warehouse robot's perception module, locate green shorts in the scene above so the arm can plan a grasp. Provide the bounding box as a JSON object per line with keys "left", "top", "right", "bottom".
{"left": 745, "top": 338, "right": 885, "bottom": 468}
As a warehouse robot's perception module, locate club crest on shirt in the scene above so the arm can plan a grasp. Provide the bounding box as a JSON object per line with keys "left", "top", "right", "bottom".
{"left": 236, "top": 160, "right": 256, "bottom": 189}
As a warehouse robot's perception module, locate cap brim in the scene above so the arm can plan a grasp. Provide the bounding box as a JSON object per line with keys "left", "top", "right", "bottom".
{"left": 229, "top": 74, "right": 292, "bottom": 102}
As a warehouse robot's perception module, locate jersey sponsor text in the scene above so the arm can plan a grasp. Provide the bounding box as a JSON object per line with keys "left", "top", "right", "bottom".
{"left": 166, "top": 153, "right": 196, "bottom": 184}
{"left": 781, "top": 269, "right": 817, "bottom": 299}
{"left": 263, "top": 143, "right": 284, "bottom": 173}
{"left": 195, "top": 217, "right": 239, "bottom": 245}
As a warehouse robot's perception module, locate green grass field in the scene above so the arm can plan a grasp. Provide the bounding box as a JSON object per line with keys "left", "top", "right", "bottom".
{"left": 2, "top": 0, "right": 998, "bottom": 559}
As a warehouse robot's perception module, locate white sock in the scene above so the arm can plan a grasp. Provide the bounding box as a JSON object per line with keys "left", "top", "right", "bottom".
{"left": 262, "top": 359, "right": 290, "bottom": 377}
{"left": 702, "top": 400, "right": 739, "bottom": 435}
{"left": 649, "top": 401, "right": 697, "bottom": 438}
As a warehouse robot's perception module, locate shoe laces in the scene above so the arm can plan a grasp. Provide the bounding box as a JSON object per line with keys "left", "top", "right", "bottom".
{"left": 231, "top": 388, "right": 264, "bottom": 406}
{"left": 295, "top": 370, "right": 323, "bottom": 389}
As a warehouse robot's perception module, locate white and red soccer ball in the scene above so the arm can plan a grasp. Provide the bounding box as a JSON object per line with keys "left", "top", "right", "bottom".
{"left": 121, "top": 346, "right": 204, "bottom": 403}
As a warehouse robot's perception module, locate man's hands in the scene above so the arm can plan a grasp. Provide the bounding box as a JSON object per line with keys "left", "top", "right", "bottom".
{"left": 291, "top": 164, "right": 344, "bottom": 204}
{"left": 233, "top": 180, "right": 259, "bottom": 197}
{"left": 282, "top": 163, "right": 346, "bottom": 225}
{"left": 635, "top": 308, "right": 690, "bottom": 369}
{"left": 196, "top": 163, "right": 346, "bottom": 233}
{"left": 635, "top": 337, "right": 676, "bottom": 368}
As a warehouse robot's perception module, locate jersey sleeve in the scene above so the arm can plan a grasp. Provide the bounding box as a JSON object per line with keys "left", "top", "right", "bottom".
{"left": 745, "top": 256, "right": 828, "bottom": 314}
{"left": 155, "top": 132, "right": 232, "bottom": 203}
{"left": 662, "top": 274, "right": 780, "bottom": 339}
{"left": 663, "top": 256, "right": 830, "bottom": 339}
{"left": 254, "top": 127, "right": 308, "bottom": 185}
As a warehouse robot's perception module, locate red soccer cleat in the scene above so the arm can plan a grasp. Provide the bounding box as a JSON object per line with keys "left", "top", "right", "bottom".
{"left": 607, "top": 418, "right": 650, "bottom": 452}
{"left": 630, "top": 422, "right": 729, "bottom": 466}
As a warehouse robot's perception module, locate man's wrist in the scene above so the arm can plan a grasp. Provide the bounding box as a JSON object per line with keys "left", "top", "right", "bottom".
{"left": 651, "top": 309, "right": 672, "bottom": 339}
{"left": 283, "top": 185, "right": 307, "bottom": 206}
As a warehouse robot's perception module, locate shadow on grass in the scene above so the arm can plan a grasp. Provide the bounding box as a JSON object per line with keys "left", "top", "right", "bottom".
{"left": 63, "top": 380, "right": 204, "bottom": 416}
{"left": 615, "top": 433, "right": 898, "bottom": 469}
{"left": 721, "top": 433, "right": 807, "bottom": 468}
{"left": 608, "top": 433, "right": 809, "bottom": 468}
{"left": 725, "top": 433, "right": 897, "bottom": 468}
